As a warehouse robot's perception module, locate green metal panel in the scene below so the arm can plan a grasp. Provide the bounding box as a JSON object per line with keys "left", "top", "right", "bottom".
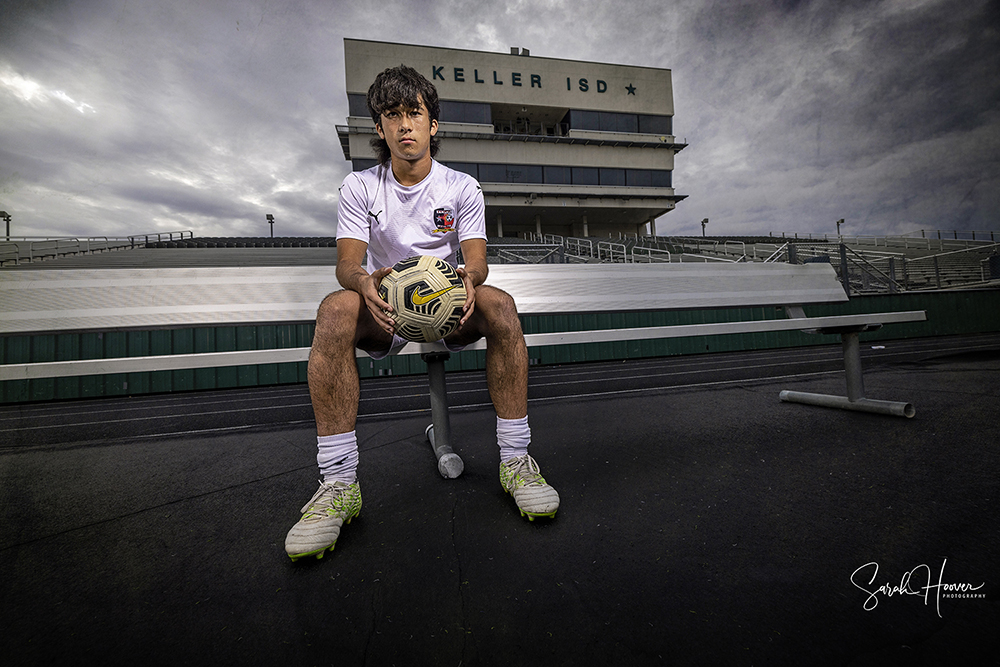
{"left": 172, "top": 329, "right": 195, "bottom": 392}
{"left": 2, "top": 335, "right": 30, "bottom": 402}
{"left": 127, "top": 330, "right": 151, "bottom": 396}
{"left": 29, "top": 334, "right": 55, "bottom": 401}
{"left": 150, "top": 330, "right": 174, "bottom": 394}
{"left": 193, "top": 327, "right": 216, "bottom": 390}
{"left": 238, "top": 326, "right": 260, "bottom": 387}
{"left": 215, "top": 327, "right": 238, "bottom": 388}
{"left": 103, "top": 331, "right": 128, "bottom": 397}
{"left": 54, "top": 333, "right": 80, "bottom": 400}
{"left": 275, "top": 324, "right": 315, "bottom": 384}
{"left": 80, "top": 332, "right": 104, "bottom": 398}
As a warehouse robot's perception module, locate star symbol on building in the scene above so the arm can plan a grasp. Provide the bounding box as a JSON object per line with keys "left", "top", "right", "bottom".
{"left": 626, "top": 83, "right": 636, "bottom": 95}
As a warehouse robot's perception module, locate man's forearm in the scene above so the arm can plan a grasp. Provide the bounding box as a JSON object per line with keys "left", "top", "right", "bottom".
{"left": 336, "top": 261, "right": 371, "bottom": 294}
{"left": 464, "top": 265, "right": 488, "bottom": 288}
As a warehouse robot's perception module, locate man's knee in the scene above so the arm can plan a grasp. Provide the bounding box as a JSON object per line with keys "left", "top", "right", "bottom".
{"left": 317, "top": 290, "right": 361, "bottom": 326}
{"left": 477, "top": 285, "right": 519, "bottom": 321}
{"left": 475, "top": 286, "right": 524, "bottom": 338}
{"left": 314, "top": 290, "right": 365, "bottom": 347}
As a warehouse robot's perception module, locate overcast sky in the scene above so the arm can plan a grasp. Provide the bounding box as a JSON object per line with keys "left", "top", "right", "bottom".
{"left": 1, "top": 0, "right": 998, "bottom": 240}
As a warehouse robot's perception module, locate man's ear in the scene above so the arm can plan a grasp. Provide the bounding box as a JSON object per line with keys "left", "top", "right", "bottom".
{"left": 430, "top": 118, "right": 438, "bottom": 136}
{"left": 375, "top": 121, "right": 385, "bottom": 140}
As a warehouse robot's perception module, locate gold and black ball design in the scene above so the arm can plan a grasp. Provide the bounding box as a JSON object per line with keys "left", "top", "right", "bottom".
{"left": 377, "top": 255, "right": 467, "bottom": 342}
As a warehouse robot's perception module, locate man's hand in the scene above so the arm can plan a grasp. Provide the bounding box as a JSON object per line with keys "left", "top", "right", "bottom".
{"left": 456, "top": 238, "right": 488, "bottom": 330}
{"left": 361, "top": 266, "right": 395, "bottom": 335}
{"left": 456, "top": 266, "right": 477, "bottom": 328}
{"left": 335, "top": 238, "right": 396, "bottom": 336}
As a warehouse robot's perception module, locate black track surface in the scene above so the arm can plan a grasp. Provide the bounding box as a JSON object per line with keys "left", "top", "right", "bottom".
{"left": 2, "top": 334, "right": 998, "bottom": 666}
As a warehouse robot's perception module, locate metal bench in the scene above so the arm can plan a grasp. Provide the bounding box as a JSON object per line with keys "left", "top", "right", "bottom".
{"left": 1, "top": 262, "right": 926, "bottom": 476}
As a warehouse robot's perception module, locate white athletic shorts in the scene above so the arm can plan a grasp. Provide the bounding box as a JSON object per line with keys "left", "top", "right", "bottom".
{"left": 366, "top": 334, "right": 468, "bottom": 360}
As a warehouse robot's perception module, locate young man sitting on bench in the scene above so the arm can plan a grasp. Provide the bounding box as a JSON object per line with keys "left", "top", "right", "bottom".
{"left": 284, "top": 65, "right": 560, "bottom": 562}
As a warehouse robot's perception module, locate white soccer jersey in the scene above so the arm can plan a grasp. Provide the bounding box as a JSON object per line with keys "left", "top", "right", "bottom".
{"left": 336, "top": 161, "right": 487, "bottom": 271}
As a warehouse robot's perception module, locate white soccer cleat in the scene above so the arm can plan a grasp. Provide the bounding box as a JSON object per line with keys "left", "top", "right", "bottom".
{"left": 285, "top": 480, "right": 362, "bottom": 561}
{"left": 500, "top": 454, "right": 560, "bottom": 520}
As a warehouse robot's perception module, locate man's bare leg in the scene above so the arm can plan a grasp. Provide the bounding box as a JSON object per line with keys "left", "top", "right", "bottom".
{"left": 285, "top": 290, "right": 392, "bottom": 561}
{"left": 308, "top": 289, "right": 393, "bottom": 436}
{"left": 446, "top": 285, "right": 559, "bottom": 520}
{"left": 446, "top": 285, "right": 528, "bottom": 418}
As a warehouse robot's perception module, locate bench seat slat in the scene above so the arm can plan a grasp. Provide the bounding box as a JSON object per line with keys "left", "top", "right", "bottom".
{"left": 0, "top": 311, "right": 927, "bottom": 381}
{"left": 1, "top": 263, "right": 848, "bottom": 335}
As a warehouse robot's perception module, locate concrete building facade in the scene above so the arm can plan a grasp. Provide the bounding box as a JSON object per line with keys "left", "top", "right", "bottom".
{"left": 338, "top": 39, "right": 686, "bottom": 239}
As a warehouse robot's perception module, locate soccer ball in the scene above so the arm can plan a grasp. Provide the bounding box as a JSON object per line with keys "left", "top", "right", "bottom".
{"left": 378, "top": 255, "right": 468, "bottom": 342}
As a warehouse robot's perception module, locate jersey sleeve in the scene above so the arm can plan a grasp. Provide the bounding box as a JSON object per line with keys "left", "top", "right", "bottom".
{"left": 335, "top": 171, "right": 372, "bottom": 244}
{"left": 456, "top": 176, "right": 487, "bottom": 242}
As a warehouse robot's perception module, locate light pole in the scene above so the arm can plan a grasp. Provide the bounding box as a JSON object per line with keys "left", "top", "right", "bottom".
{"left": 266, "top": 214, "right": 275, "bottom": 238}
{"left": 701, "top": 218, "right": 708, "bottom": 237}
{"left": 836, "top": 218, "right": 844, "bottom": 236}
{"left": 0, "top": 211, "right": 10, "bottom": 240}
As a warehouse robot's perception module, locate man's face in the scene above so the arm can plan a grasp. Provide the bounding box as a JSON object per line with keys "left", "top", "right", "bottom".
{"left": 376, "top": 95, "right": 438, "bottom": 166}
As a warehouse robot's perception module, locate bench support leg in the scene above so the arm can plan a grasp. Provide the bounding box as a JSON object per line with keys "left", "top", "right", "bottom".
{"left": 842, "top": 331, "right": 865, "bottom": 401}
{"left": 422, "top": 352, "right": 465, "bottom": 479}
{"left": 779, "top": 332, "right": 916, "bottom": 418}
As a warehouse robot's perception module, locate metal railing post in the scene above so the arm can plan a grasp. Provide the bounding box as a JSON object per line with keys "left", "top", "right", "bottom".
{"left": 840, "top": 244, "right": 850, "bottom": 295}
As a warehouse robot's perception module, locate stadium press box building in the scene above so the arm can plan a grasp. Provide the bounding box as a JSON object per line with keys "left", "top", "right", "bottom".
{"left": 338, "top": 39, "right": 687, "bottom": 239}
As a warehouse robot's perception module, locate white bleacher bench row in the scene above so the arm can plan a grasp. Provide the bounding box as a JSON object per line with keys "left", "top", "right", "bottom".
{"left": 0, "top": 263, "right": 926, "bottom": 477}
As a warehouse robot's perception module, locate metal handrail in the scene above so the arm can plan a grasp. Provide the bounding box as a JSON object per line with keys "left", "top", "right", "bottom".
{"left": 127, "top": 231, "right": 194, "bottom": 247}
{"left": 903, "top": 241, "right": 1000, "bottom": 263}
{"left": 565, "top": 237, "right": 595, "bottom": 257}
{"left": 1, "top": 232, "right": 192, "bottom": 265}
{"left": 839, "top": 245, "right": 906, "bottom": 294}
{"left": 679, "top": 253, "right": 737, "bottom": 263}
{"left": 597, "top": 241, "right": 628, "bottom": 263}
{"left": 763, "top": 243, "right": 789, "bottom": 263}
{"left": 631, "top": 247, "right": 671, "bottom": 263}
{"left": 899, "top": 229, "right": 999, "bottom": 242}
{"left": 490, "top": 243, "right": 565, "bottom": 264}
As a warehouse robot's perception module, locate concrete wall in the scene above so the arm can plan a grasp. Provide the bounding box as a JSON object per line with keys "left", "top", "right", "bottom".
{"left": 344, "top": 39, "right": 673, "bottom": 114}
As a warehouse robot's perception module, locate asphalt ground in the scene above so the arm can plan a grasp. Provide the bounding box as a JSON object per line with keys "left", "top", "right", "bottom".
{"left": 2, "top": 333, "right": 998, "bottom": 666}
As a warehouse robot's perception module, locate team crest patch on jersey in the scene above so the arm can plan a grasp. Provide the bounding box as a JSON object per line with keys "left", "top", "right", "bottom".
{"left": 433, "top": 208, "right": 456, "bottom": 234}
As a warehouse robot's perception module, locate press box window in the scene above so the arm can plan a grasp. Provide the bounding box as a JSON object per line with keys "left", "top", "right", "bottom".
{"left": 352, "top": 158, "right": 378, "bottom": 171}
{"left": 571, "top": 167, "right": 600, "bottom": 185}
{"left": 347, "top": 94, "right": 370, "bottom": 118}
{"left": 599, "top": 168, "right": 626, "bottom": 186}
{"left": 442, "top": 162, "right": 479, "bottom": 179}
{"left": 543, "top": 166, "right": 572, "bottom": 184}
{"left": 638, "top": 114, "right": 672, "bottom": 135}
{"left": 439, "top": 101, "right": 492, "bottom": 125}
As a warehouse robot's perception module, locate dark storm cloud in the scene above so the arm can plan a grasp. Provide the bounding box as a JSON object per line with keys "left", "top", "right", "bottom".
{"left": 664, "top": 0, "right": 1000, "bottom": 234}
{"left": 112, "top": 181, "right": 259, "bottom": 220}
{"left": 0, "top": 0, "right": 997, "bottom": 239}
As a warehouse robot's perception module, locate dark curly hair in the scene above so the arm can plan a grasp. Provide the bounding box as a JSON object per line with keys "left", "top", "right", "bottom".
{"left": 367, "top": 64, "right": 441, "bottom": 165}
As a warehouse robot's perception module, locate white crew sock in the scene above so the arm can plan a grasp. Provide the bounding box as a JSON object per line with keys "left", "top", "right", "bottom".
{"left": 317, "top": 431, "right": 359, "bottom": 484}
{"left": 497, "top": 416, "right": 530, "bottom": 462}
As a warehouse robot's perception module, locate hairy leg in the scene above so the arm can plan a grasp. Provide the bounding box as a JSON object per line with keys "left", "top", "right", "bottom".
{"left": 445, "top": 285, "right": 528, "bottom": 419}
{"left": 308, "top": 290, "right": 392, "bottom": 436}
